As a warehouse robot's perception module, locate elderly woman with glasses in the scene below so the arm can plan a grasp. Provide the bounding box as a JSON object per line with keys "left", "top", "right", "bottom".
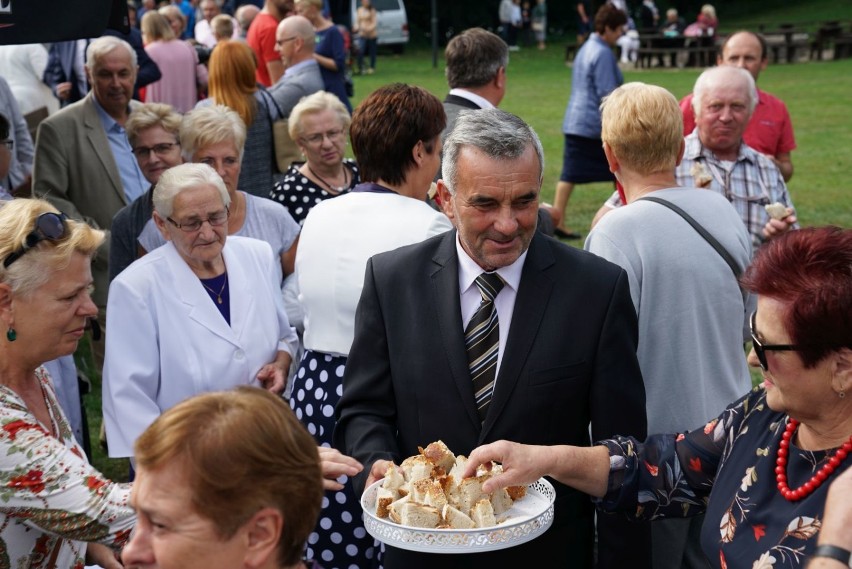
{"left": 138, "top": 104, "right": 300, "bottom": 281}
{"left": 0, "top": 199, "right": 135, "bottom": 568}
{"left": 464, "top": 226, "right": 852, "bottom": 569}
{"left": 269, "top": 91, "right": 359, "bottom": 226}
{"left": 103, "top": 163, "right": 299, "bottom": 462}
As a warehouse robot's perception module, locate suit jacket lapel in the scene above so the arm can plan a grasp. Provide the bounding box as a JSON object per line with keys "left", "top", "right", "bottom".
{"left": 443, "top": 94, "right": 482, "bottom": 110}
{"left": 482, "top": 233, "right": 555, "bottom": 437}
{"left": 82, "top": 93, "right": 128, "bottom": 205}
{"left": 430, "top": 231, "right": 482, "bottom": 429}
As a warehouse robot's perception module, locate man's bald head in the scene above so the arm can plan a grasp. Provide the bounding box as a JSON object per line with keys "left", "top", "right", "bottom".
{"left": 719, "top": 31, "right": 768, "bottom": 82}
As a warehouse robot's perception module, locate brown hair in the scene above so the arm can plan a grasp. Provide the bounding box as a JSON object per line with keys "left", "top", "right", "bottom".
{"left": 350, "top": 83, "right": 445, "bottom": 185}
{"left": 134, "top": 386, "right": 323, "bottom": 566}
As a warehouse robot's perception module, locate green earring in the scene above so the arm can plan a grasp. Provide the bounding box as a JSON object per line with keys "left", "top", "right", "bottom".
{"left": 6, "top": 327, "right": 16, "bottom": 342}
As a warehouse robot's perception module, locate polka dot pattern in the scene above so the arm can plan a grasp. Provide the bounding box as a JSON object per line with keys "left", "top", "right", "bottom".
{"left": 291, "top": 349, "right": 379, "bottom": 569}
{"left": 269, "top": 161, "right": 360, "bottom": 226}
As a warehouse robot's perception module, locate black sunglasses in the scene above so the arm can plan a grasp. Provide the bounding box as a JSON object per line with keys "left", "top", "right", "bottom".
{"left": 749, "top": 311, "right": 843, "bottom": 373}
{"left": 3, "top": 212, "right": 68, "bottom": 268}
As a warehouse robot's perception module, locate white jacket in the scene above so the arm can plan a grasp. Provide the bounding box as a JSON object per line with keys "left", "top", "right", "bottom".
{"left": 103, "top": 236, "right": 298, "bottom": 457}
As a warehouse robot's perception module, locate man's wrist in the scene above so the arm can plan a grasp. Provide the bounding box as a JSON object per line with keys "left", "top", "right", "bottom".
{"left": 812, "top": 545, "right": 852, "bottom": 567}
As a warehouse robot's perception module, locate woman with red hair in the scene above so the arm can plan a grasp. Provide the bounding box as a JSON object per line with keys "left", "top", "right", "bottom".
{"left": 466, "top": 226, "right": 852, "bottom": 569}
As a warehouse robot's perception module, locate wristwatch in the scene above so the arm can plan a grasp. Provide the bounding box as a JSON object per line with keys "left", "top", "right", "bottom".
{"left": 813, "top": 545, "right": 852, "bottom": 567}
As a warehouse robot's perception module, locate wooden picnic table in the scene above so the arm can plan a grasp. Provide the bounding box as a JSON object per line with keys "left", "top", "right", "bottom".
{"left": 635, "top": 34, "right": 716, "bottom": 68}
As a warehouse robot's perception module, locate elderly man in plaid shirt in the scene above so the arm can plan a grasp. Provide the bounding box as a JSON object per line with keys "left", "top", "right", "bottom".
{"left": 594, "top": 66, "right": 797, "bottom": 252}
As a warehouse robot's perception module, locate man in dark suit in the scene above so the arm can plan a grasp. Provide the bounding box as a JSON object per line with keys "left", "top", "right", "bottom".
{"left": 437, "top": 27, "right": 507, "bottom": 181}
{"left": 335, "top": 108, "right": 650, "bottom": 569}
{"left": 436, "top": 27, "right": 557, "bottom": 234}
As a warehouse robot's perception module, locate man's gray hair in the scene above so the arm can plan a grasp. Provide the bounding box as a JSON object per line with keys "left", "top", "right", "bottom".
{"left": 692, "top": 66, "right": 758, "bottom": 117}
{"left": 85, "top": 36, "right": 138, "bottom": 71}
{"left": 153, "top": 163, "right": 231, "bottom": 218}
{"left": 442, "top": 108, "right": 544, "bottom": 195}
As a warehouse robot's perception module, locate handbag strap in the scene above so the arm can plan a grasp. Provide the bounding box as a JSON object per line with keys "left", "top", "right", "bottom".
{"left": 257, "top": 86, "right": 284, "bottom": 121}
{"left": 637, "top": 195, "right": 742, "bottom": 279}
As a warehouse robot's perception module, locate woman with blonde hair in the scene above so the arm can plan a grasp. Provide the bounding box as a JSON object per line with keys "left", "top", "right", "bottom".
{"left": 141, "top": 11, "right": 207, "bottom": 112}
{"left": 0, "top": 198, "right": 135, "bottom": 568}
{"left": 199, "top": 40, "right": 281, "bottom": 197}
{"left": 295, "top": 0, "right": 352, "bottom": 112}
{"left": 269, "top": 91, "right": 359, "bottom": 226}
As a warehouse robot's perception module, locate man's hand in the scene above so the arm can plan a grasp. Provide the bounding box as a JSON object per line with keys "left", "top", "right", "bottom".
{"left": 318, "top": 446, "right": 363, "bottom": 490}
{"left": 365, "top": 459, "right": 394, "bottom": 489}
{"left": 55, "top": 81, "right": 73, "bottom": 100}
{"left": 762, "top": 208, "right": 796, "bottom": 241}
{"left": 462, "top": 440, "right": 552, "bottom": 493}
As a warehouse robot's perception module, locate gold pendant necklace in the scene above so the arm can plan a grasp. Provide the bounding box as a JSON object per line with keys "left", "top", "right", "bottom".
{"left": 201, "top": 273, "right": 228, "bottom": 304}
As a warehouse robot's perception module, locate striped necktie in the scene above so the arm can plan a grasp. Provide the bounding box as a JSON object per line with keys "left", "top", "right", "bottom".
{"left": 465, "top": 272, "right": 504, "bottom": 421}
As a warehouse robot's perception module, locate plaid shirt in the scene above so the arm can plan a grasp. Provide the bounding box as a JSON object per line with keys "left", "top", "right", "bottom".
{"left": 604, "top": 131, "right": 797, "bottom": 252}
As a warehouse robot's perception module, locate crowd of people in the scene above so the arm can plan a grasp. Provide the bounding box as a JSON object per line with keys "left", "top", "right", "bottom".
{"left": 0, "top": 2, "right": 849, "bottom": 569}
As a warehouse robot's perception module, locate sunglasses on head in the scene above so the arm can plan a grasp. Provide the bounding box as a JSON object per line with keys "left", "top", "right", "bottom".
{"left": 3, "top": 212, "right": 68, "bottom": 269}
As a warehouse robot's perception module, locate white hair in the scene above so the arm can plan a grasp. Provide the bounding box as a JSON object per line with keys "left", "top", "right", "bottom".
{"left": 153, "top": 163, "right": 231, "bottom": 218}
{"left": 692, "top": 66, "right": 758, "bottom": 117}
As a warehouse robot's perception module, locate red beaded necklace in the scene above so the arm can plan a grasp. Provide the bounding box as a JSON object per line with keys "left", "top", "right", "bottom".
{"left": 775, "top": 418, "right": 852, "bottom": 501}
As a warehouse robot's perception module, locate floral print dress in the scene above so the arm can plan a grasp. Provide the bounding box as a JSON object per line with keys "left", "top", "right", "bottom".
{"left": 0, "top": 368, "right": 134, "bottom": 568}
{"left": 597, "top": 386, "right": 849, "bottom": 569}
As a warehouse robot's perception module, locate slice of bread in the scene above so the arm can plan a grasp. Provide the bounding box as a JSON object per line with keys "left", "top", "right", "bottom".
{"left": 386, "top": 495, "right": 411, "bottom": 524}
{"left": 391, "top": 501, "right": 441, "bottom": 528}
{"left": 400, "top": 454, "right": 434, "bottom": 483}
{"left": 420, "top": 440, "right": 456, "bottom": 473}
{"left": 470, "top": 498, "right": 497, "bottom": 528}
{"left": 411, "top": 478, "right": 448, "bottom": 510}
{"left": 442, "top": 504, "right": 476, "bottom": 529}
{"left": 375, "top": 486, "right": 396, "bottom": 519}
{"left": 455, "top": 475, "right": 487, "bottom": 512}
{"left": 489, "top": 487, "right": 514, "bottom": 515}
{"left": 382, "top": 463, "right": 406, "bottom": 495}
{"left": 506, "top": 485, "right": 527, "bottom": 501}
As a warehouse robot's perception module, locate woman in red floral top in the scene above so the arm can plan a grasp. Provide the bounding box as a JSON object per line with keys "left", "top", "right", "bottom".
{"left": 464, "top": 227, "right": 852, "bottom": 569}
{"left": 0, "top": 198, "right": 135, "bottom": 568}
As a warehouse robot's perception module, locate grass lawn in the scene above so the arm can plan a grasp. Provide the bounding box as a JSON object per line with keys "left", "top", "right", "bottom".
{"left": 86, "top": 24, "right": 852, "bottom": 482}
{"left": 349, "top": 45, "right": 852, "bottom": 237}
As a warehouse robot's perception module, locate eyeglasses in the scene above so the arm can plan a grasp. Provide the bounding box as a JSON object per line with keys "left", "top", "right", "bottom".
{"left": 132, "top": 142, "right": 180, "bottom": 159}
{"left": 300, "top": 128, "right": 345, "bottom": 146}
{"left": 166, "top": 208, "right": 229, "bottom": 232}
{"left": 749, "top": 311, "right": 842, "bottom": 372}
{"left": 3, "top": 212, "right": 68, "bottom": 268}
{"left": 1, "top": 140, "right": 13, "bottom": 151}
{"left": 276, "top": 36, "right": 298, "bottom": 46}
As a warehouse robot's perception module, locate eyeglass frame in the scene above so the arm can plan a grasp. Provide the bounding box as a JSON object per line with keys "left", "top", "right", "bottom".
{"left": 1, "top": 140, "right": 13, "bottom": 151}
{"left": 299, "top": 128, "right": 346, "bottom": 146}
{"left": 275, "top": 36, "right": 298, "bottom": 47}
{"left": 3, "top": 212, "right": 69, "bottom": 268}
{"left": 132, "top": 141, "right": 180, "bottom": 159}
{"left": 748, "top": 311, "right": 842, "bottom": 373}
{"left": 166, "top": 207, "right": 229, "bottom": 233}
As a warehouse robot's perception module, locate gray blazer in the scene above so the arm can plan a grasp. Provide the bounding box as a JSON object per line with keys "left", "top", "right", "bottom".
{"left": 269, "top": 59, "right": 325, "bottom": 118}
{"left": 33, "top": 92, "right": 140, "bottom": 305}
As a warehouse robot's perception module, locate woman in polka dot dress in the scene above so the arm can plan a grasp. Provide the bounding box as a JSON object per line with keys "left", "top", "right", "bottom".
{"left": 269, "top": 92, "right": 360, "bottom": 226}
{"left": 289, "top": 84, "right": 454, "bottom": 569}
